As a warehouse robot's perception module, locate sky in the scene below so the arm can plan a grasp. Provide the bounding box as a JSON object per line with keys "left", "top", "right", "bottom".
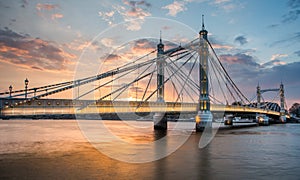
{"left": 0, "top": 0, "right": 299, "bottom": 108}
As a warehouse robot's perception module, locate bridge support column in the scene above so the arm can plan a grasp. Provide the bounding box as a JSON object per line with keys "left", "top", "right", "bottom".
{"left": 154, "top": 112, "right": 167, "bottom": 130}
{"left": 153, "top": 34, "right": 167, "bottom": 130}
{"left": 195, "top": 15, "right": 213, "bottom": 132}
{"left": 257, "top": 84, "right": 261, "bottom": 109}
{"left": 279, "top": 83, "right": 286, "bottom": 123}
{"left": 196, "top": 111, "right": 213, "bottom": 132}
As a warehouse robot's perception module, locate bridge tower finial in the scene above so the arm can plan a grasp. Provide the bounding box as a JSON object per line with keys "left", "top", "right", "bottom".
{"left": 159, "top": 30, "right": 162, "bottom": 44}
{"left": 199, "top": 15, "right": 208, "bottom": 40}
{"left": 202, "top": 14, "right": 205, "bottom": 30}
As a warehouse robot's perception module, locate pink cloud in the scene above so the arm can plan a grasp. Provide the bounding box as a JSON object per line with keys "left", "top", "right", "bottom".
{"left": 36, "top": 3, "right": 59, "bottom": 11}
{"left": 163, "top": 1, "right": 187, "bottom": 17}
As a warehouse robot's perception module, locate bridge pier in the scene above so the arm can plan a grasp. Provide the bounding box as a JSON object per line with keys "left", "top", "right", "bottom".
{"left": 154, "top": 112, "right": 167, "bottom": 130}
{"left": 196, "top": 111, "right": 212, "bottom": 132}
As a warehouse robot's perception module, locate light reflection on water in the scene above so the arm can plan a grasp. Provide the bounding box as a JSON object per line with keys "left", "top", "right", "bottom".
{"left": 1, "top": 120, "right": 300, "bottom": 179}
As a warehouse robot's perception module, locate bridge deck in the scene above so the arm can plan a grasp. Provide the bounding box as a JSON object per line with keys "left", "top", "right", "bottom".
{"left": 0, "top": 99, "right": 281, "bottom": 117}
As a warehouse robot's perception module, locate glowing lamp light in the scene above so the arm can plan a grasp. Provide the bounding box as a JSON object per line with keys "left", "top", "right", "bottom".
{"left": 195, "top": 115, "right": 201, "bottom": 123}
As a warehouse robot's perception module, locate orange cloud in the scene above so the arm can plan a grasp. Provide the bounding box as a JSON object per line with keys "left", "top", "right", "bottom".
{"left": 51, "top": 13, "right": 64, "bottom": 20}
{"left": 0, "top": 28, "right": 76, "bottom": 72}
{"left": 36, "top": 3, "right": 59, "bottom": 11}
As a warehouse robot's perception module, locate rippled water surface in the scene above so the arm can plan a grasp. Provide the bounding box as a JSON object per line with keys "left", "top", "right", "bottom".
{"left": 1, "top": 120, "right": 300, "bottom": 179}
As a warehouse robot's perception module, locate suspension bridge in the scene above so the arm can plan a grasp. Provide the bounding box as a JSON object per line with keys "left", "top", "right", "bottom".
{"left": 0, "top": 17, "right": 289, "bottom": 131}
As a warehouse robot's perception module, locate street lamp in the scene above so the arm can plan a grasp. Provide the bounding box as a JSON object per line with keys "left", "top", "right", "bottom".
{"left": 34, "top": 88, "right": 37, "bottom": 97}
{"left": 9, "top": 85, "right": 12, "bottom": 98}
{"left": 25, "top": 78, "right": 29, "bottom": 99}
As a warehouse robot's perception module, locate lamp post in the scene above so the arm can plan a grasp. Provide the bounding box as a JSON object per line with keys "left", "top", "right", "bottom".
{"left": 34, "top": 88, "right": 37, "bottom": 97}
{"left": 9, "top": 85, "right": 12, "bottom": 98}
{"left": 25, "top": 78, "right": 29, "bottom": 99}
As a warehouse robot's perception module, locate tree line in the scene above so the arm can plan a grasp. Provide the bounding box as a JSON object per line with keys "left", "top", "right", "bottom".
{"left": 289, "top": 103, "right": 300, "bottom": 117}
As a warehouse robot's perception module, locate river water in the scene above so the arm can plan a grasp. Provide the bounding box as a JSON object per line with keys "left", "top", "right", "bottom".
{"left": 1, "top": 120, "right": 300, "bottom": 179}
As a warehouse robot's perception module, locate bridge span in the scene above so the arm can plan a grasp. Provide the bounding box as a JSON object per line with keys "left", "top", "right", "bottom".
{"left": 0, "top": 98, "right": 286, "bottom": 120}
{"left": 0, "top": 16, "right": 290, "bottom": 130}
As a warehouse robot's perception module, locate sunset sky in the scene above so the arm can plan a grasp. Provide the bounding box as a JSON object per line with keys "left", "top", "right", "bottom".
{"left": 0, "top": 0, "right": 299, "bottom": 108}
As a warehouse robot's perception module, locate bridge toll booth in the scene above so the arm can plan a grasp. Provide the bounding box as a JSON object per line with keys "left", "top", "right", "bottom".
{"left": 153, "top": 35, "right": 168, "bottom": 130}
{"left": 195, "top": 15, "right": 213, "bottom": 132}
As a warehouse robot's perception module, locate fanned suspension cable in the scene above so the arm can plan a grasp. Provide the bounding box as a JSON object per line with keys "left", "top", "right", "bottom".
{"left": 207, "top": 40, "right": 251, "bottom": 104}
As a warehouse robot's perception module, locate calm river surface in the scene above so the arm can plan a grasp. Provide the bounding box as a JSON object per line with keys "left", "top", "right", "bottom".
{"left": 1, "top": 120, "right": 300, "bottom": 179}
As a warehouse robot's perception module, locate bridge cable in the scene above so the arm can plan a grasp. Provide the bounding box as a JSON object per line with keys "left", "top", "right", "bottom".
{"left": 207, "top": 40, "right": 251, "bottom": 104}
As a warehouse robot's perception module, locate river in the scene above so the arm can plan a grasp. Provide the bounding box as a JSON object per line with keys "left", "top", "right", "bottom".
{"left": 0, "top": 120, "right": 300, "bottom": 179}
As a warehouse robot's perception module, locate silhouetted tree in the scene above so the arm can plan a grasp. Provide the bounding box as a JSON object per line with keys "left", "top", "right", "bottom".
{"left": 232, "top": 101, "right": 243, "bottom": 106}
{"left": 289, "top": 103, "right": 300, "bottom": 117}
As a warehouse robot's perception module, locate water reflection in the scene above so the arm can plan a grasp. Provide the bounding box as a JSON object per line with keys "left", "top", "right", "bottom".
{"left": 1, "top": 121, "right": 300, "bottom": 179}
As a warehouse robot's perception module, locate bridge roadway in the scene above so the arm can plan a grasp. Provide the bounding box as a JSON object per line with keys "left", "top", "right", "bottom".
{"left": 0, "top": 98, "right": 284, "bottom": 119}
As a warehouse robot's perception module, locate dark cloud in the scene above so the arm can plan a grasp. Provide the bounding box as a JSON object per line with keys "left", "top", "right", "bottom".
{"left": 124, "top": 0, "right": 151, "bottom": 8}
{"left": 234, "top": 35, "right": 248, "bottom": 45}
{"left": 267, "top": 24, "right": 279, "bottom": 28}
{"left": 294, "top": 50, "right": 300, "bottom": 56}
{"left": 259, "top": 61, "right": 300, "bottom": 89}
{"left": 288, "top": 0, "right": 300, "bottom": 9}
{"left": 282, "top": 9, "right": 300, "bottom": 23}
{"left": 282, "top": 0, "right": 300, "bottom": 23}
{"left": 21, "top": 0, "right": 28, "bottom": 8}
{"left": 123, "top": 0, "right": 151, "bottom": 18}
{"left": 0, "top": 28, "right": 75, "bottom": 71}
{"left": 133, "top": 39, "right": 156, "bottom": 49}
{"left": 217, "top": 52, "right": 300, "bottom": 106}
{"left": 105, "top": 54, "right": 121, "bottom": 61}
{"left": 219, "top": 53, "right": 259, "bottom": 67}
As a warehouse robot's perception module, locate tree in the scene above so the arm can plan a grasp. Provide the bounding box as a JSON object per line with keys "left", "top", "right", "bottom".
{"left": 289, "top": 103, "right": 300, "bottom": 117}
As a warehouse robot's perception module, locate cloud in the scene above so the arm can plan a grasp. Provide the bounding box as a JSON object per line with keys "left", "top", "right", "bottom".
{"left": 282, "top": 9, "right": 300, "bottom": 23}
{"left": 51, "top": 13, "right": 63, "bottom": 20}
{"left": 105, "top": 54, "right": 121, "bottom": 61}
{"left": 0, "top": 28, "right": 75, "bottom": 71}
{"left": 36, "top": 3, "right": 63, "bottom": 20}
{"left": 282, "top": 0, "right": 300, "bottom": 23}
{"left": 214, "top": 50, "right": 299, "bottom": 107}
{"left": 98, "top": 11, "right": 115, "bottom": 25}
{"left": 163, "top": 1, "right": 187, "bottom": 17}
{"left": 99, "top": 0, "right": 151, "bottom": 31}
{"left": 36, "top": 3, "right": 59, "bottom": 11}
{"left": 219, "top": 53, "right": 259, "bottom": 67}
{"left": 288, "top": 0, "right": 300, "bottom": 8}
{"left": 211, "top": 43, "right": 234, "bottom": 50}
{"left": 261, "top": 59, "right": 287, "bottom": 68}
{"left": 295, "top": 50, "right": 300, "bottom": 56}
{"left": 21, "top": 0, "right": 28, "bottom": 8}
{"left": 214, "top": 0, "right": 230, "bottom": 4}
{"left": 101, "top": 38, "right": 115, "bottom": 48}
{"left": 234, "top": 35, "right": 248, "bottom": 45}
{"left": 270, "top": 54, "right": 288, "bottom": 60}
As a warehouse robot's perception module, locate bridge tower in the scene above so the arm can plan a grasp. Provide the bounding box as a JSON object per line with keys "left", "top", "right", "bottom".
{"left": 257, "top": 84, "right": 261, "bottom": 108}
{"left": 195, "top": 15, "right": 213, "bottom": 132}
{"left": 153, "top": 33, "right": 167, "bottom": 130}
{"left": 279, "top": 82, "right": 286, "bottom": 122}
